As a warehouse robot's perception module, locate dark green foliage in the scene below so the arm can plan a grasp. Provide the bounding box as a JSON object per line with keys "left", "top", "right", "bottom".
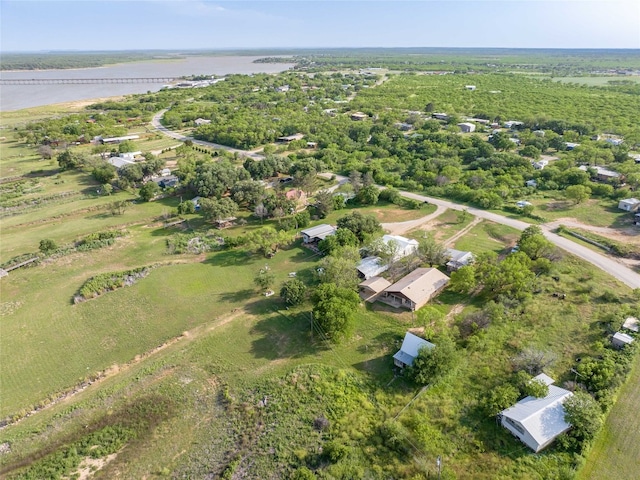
{"left": 280, "top": 279, "right": 307, "bottom": 306}
{"left": 177, "top": 200, "right": 196, "bottom": 215}
{"left": 92, "top": 164, "right": 117, "bottom": 184}
{"left": 522, "top": 379, "right": 549, "bottom": 398}
{"left": 562, "top": 391, "right": 603, "bottom": 451}
{"left": 318, "top": 228, "right": 359, "bottom": 255}
{"left": 336, "top": 211, "right": 381, "bottom": 243}
{"left": 355, "top": 185, "right": 379, "bottom": 205}
{"left": 56, "top": 150, "right": 85, "bottom": 171}
{"left": 483, "top": 383, "right": 519, "bottom": 416}
{"left": 138, "top": 181, "right": 160, "bottom": 202}
{"left": 313, "top": 190, "right": 334, "bottom": 219}
{"left": 38, "top": 238, "right": 58, "bottom": 254}
{"left": 77, "top": 266, "right": 151, "bottom": 300}
{"left": 312, "top": 283, "right": 360, "bottom": 342}
{"left": 410, "top": 335, "right": 457, "bottom": 385}
{"left": 200, "top": 197, "right": 238, "bottom": 223}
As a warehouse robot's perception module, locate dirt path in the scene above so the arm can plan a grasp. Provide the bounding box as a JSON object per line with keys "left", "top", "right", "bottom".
{"left": 443, "top": 217, "right": 483, "bottom": 247}
{"left": 381, "top": 205, "right": 447, "bottom": 235}
{"left": 547, "top": 218, "right": 640, "bottom": 245}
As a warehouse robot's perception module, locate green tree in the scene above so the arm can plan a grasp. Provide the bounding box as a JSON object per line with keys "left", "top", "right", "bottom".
{"left": 312, "top": 283, "right": 360, "bottom": 342}
{"left": 39, "top": 238, "right": 58, "bottom": 254}
{"left": 314, "top": 189, "right": 334, "bottom": 219}
{"left": 177, "top": 200, "right": 196, "bottom": 215}
{"left": 417, "top": 234, "right": 448, "bottom": 267}
{"left": 565, "top": 184, "right": 591, "bottom": 204}
{"left": 118, "top": 140, "right": 136, "bottom": 153}
{"left": 318, "top": 228, "right": 359, "bottom": 255}
{"left": 92, "top": 164, "right": 117, "bottom": 184}
{"left": 200, "top": 197, "right": 239, "bottom": 224}
{"left": 410, "top": 335, "right": 457, "bottom": 385}
{"left": 139, "top": 181, "right": 160, "bottom": 202}
{"left": 336, "top": 211, "right": 382, "bottom": 243}
{"left": 448, "top": 265, "right": 477, "bottom": 294}
{"left": 109, "top": 200, "right": 129, "bottom": 216}
{"left": 245, "top": 227, "right": 294, "bottom": 257}
{"left": 318, "top": 246, "right": 361, "bottom": 290}
{"left": 518, "top": 227, "right": 555, "bottom": 260}
{"left": 101, "top": 183, "right": 113, "bottom": 196}
{"left": 522, "top": 379, "right": 550, "bottom": 398}
{"left": 57, "top": 150, "right": 85, "bottom": 171}
{"left": 280, "top": 279, "right": 307, "bottom": 306}
{"left": 356, "top": 185, "right": 379, "bottom": 205}
{"left": 562, "top": 391, "right": 603, "bottom": 448}
{"left": 232, "top": 180, "right": 266, "bottom": 208}
{"left": 483, "top": 383, "right": 519, "bottom": 416}
{"left": 255, "top": 266, "right": 275, "bottom": 291}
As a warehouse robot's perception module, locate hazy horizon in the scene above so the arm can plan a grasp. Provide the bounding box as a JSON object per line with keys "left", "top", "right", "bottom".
{"left": 1, "top": 1, "right": 639, "bottom": 52}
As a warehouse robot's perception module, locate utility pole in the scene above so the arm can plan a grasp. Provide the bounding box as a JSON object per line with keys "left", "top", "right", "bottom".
{"left": 436, "top": 456, "right": 442, "bottom": 480}
{"left": 310, "top": 312, "right": 313, "bottom": 340}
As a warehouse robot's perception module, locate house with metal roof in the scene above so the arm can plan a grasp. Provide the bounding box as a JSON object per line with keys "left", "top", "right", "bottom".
{"left": 612, "top": 332, "right": 635, "bottom": 349}
{"left": 381, "top": 234, "right": 419, "bottom": 260}
{"left": 300, "top": 224, "right": 336, "bottom": 244}
{"left": 445, "top": 249, "right": 474, "bottom": 272}
{"left": 393, "top": 332, "right": 435, "bottom": 369}
{"left": 357, "top": 256, "right": 389, "bottom": 280}
{"left": 499, "top": 374, "right": 573, "bottom": 452}
{"left": 380, "top": 267, "right": 450, "bottom": 311}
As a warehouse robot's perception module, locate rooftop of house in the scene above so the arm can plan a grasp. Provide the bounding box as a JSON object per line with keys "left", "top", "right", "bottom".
{"left": 384, "top": 267, "right": 450, "bottom": 304}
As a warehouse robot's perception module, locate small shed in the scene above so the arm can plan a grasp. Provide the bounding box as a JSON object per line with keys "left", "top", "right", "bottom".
{"left": 465, "top": 85, "right": 476, "bottom": 91}
{"left": 350, "top": 112, "right": 368, "bottom": 121}
{"left": 457, "top": 122, "right": 476, "bottom": 133}
{"left": 612, "top": 332, "right": 635, "bottom": 349}
{"left": 445, "top": 249, "right": 474, "bottom": 272}
{"left": 622, "top": 317, "right": 639, "bottom": 333}
{"left": 393, "top": 332, "right": 435, "bottom": 369}
{"left": 618, "top": 198, "right": 640, "bottom": 212}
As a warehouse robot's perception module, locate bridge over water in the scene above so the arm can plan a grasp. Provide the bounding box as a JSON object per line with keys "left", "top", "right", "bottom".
{"left": 0, "top": 77, "right": 178, "bottom": 85}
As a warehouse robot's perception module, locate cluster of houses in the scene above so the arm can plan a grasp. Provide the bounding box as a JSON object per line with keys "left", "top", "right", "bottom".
{"left": 301, "top": 226, "right": 473, "bottom": 312}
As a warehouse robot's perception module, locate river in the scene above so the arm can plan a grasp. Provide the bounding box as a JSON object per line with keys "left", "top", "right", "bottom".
{"left": 0, "top": 56, "right": 295, "bottom": 112}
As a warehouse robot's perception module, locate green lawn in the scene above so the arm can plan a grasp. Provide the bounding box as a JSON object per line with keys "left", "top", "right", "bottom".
{"left": 453, "top": 221, "right": 521, "bottom": 254}
{"left": 577, "top": 353, "right": 640, "bottom": 480}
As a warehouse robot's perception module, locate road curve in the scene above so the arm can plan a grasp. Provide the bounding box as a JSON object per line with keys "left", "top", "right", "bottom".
{"left": 151, "top": 109, "right": 264, "bottom": 160}
{"left": 152, "top": 118, "right": 640, "bottom": 289}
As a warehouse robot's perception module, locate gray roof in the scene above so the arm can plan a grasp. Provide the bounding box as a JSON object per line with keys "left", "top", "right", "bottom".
{"left": 613, "top": 332, "right": 635, "bottom": 345}
{"left": 622, "top": 317, "right": 639, "bottom": 333}
{"left": 393, "top": 332, "right": 435, "bottom": 367}
{"left": 359, "top": 276, "right": 392, "bottom": 293}
{"left": 301, "top": 224, "right": 336, "bottom": 240}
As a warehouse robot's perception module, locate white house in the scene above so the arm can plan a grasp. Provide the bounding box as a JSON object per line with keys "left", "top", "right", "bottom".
{"left": 393, "top": 332, "right": 435, "bottom": 369}
{"left": 465, "top": 85, "right": 476, "bottom": 91}
{"left": 499, "top": 374, "right": 573, "bottom": 453}
{"left": 194, "top": 118, "right": 211, "bottom": 126}
{"left": 504, "top": 120, "right": 524, "bottom": 129}
{"left": 457, "top": 122, "right": 476, "bottom": 133}
{"left": 432, "top": 113, "right": 450, "bottom": 121}
{"left": 618, "top": 198, "right": 640, "bottom": 212}
{"left": 381, "top": 234, "right": 419, "bottom": 259}
{"left": 300, "top": 224, "right": 336, "bottom": 244}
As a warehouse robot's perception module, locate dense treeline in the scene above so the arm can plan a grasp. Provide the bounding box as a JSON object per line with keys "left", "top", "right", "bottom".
{"left": 0, "top": 52, "right": 160, "bottom": 70}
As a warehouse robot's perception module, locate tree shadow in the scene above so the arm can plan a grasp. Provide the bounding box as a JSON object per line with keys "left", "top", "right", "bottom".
{"left": 214, "top": 288, "right": 255, "bottom": 304}
{"left": 248, "top": 308, "right": 321, "bottom": 361}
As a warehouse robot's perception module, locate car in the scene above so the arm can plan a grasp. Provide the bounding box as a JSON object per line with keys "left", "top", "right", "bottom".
{"left": 516, "top": 200, "right": 532, "bottom": 208}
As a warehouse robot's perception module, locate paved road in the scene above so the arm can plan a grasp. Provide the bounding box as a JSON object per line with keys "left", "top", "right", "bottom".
{"left": 153, "top": 121, "right": 640, "bottom": 289}
{"left": 151, "top": 109, "right": 264, "bottom": 160}
{"left": 319, "top": 173, "right": 640, "bottom": 289}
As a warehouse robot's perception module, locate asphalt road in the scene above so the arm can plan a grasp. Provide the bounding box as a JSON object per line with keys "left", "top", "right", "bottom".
{"left": 152, "top": 115, "right": 640, "bottom": 290}
{"left": 321, "top": 173, "right": 640, "bottom": 289}
{"left": 151, "top": 110, "right": 264, "bottom": 160}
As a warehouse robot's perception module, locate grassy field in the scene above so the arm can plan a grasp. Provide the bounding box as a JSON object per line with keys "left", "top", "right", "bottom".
{"left": 553, "top": 76, "right": 640, "bottom": 86}
{"left": 453, "top": 221, "right": 521, "bottom": 254}
{"left": 577, "top": 352, "right": 640, "bottom": 480}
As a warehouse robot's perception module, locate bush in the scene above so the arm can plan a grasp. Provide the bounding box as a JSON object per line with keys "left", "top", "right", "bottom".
{"left": 77, "top": 266, "right": 151, "bottom": 301}
{"left": 39, "top": 238, "right": 58, "bottom": 254}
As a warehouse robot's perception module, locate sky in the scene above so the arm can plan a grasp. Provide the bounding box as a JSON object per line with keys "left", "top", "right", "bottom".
{"left": 1, "top": 0, "right": 639, "bottom": 52}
